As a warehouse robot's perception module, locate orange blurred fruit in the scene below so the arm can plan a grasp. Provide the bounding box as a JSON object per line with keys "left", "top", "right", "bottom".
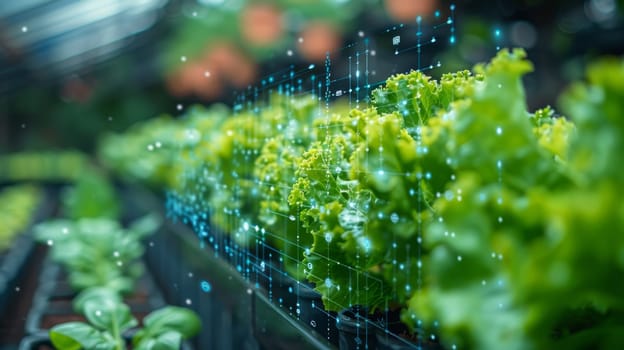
{"left": 241, "top": 3, "right": 284, "bottom": 46}
{"left": 298, "top": 21, "right": 341, "bottom": 62}
{"left": 385, "top": 0, "right": 437, "bottom": 22}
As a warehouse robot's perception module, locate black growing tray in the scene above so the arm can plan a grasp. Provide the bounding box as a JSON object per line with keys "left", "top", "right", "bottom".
{"left": 0, "top": 189, "right": 54, "bottom": 315}
{"left": 122, "top": 185, "right": 339, "bottom": 350}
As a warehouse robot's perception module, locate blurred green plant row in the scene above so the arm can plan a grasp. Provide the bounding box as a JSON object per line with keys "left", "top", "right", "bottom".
{"left": 17, "top": 154, "right": 203, "bottom": 349}
{"left": 97, "top": 48, "right": 624, "bottom": 349}
{"left": 0, "top": 142, "right": 202, "bottom": 349}
{"left": 0, "top": 185, "right": 42, "bottom": 253}
{"left": 34, "top": 213, "right": 201, "bottom": 350}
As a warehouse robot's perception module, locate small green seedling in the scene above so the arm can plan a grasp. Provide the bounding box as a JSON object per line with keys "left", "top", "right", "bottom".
{"left": 50, "top": 288, "right": 201, "bottom": 350}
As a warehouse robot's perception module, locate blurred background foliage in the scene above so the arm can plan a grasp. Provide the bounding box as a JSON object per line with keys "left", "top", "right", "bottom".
{"left": 1, "top": 0, "right": 623, "bottom": 153}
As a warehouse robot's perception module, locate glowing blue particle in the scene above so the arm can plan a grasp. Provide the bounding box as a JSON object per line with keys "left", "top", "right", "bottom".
{"left": 390, "top": 212, "right": 399, "bottom": 223}
{"left": 449, "top": 35, "right": 456, "bottom": 44}
{"left": 325, "top": 278, "right": 333, "bottom": 288}
{"left": 360, "top": 237, "right": 372, "bottom": 252}
{"left": 450, "top": 4, "right": 456, "bottom": 10}
{"left": 201, "top": 280, "right": 212, "bottom": 292}
{"left": 325, "top": 232, "right": 333, "bottom": 242}
{"left": 435, "top": 10, "right": 440, "bottom": 17}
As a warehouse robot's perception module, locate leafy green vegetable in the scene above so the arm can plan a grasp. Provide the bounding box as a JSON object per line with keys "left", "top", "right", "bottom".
{"left": 170, "top": 105, "right": 228, "bottom": 202}
{"left": 50, "top": 291, "right": 201, "bottom": 350}
{"left": 73, "top": 287, "right": 123, "bottom": 314}
{"left": 253, "top": 95, "right": 321, "bottom": 278}
{"left": 62, "top": 169, "right": 120, "bottom": 220}
{"left": 99, "top": 116, "right": 188, "bottom": 190}
{"left": 34, "top": 215, "right": 160, "bottom": 293}
{"left": 132, "top": 306, "right": 202, "bottom": 346}
{"left": 288, "top": 109, "right": 375, "bottom": 310}
{"left": 288, "top": 67, "right": 482, "bottom": 313}
{"left": 207, "top": 95, "right": 321, "bottom": 247}
{"left": 50, "top": 322, "right": 116, "bottom": 350}
{"left": 403, "top": 50, "right": 624, "bottom": 350}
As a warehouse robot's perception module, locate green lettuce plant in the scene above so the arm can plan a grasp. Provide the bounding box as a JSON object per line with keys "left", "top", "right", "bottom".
{"left": 169, "top": 105, "right": 229, "bottom": 203}
{"left": 287, "top": 67, "right": 482, "bottom": 313}
{"left": 253, "top": 95, "right": 322, "bottom": 278}
{"left": 206, "top": 95, "right": 320, "bottom": 247}
{"left": 404, "top": 50, "right": 622, "bottom": 350}
{"left": 288, "top": 108, "right": 376, "bottom": 310}
{"left": 288, "top": 50, "right": 588, "bottom": 349}
{"left": 99, "top": 116, "right": 186, "bottom": 190}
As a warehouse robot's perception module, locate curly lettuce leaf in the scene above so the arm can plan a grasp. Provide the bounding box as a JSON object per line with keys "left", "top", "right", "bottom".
{"left": 406, "top": 51, "right": 624, "bottom": 350}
